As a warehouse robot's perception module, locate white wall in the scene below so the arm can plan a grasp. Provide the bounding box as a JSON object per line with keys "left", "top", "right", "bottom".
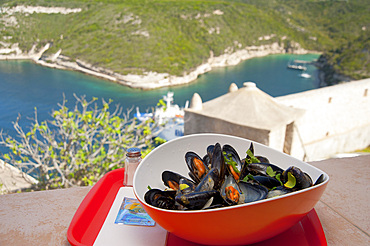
{"left": 185, "top": 78, "right": 370, "bottom": 161}
{"left": 277, "top": 78, "right": 370, "bottom": 161}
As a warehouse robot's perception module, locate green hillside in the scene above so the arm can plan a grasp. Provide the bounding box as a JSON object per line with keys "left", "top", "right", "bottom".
{"left": 1, "top": 0, "right": 369, "bottom": 79}
{"left": 317, "top": 31, "right": 370, "bottom": 84}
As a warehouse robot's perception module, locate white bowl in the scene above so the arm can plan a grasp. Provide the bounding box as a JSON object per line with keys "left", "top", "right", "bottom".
{"left": 133, "top": 133, "right": 329, "bottom": 245}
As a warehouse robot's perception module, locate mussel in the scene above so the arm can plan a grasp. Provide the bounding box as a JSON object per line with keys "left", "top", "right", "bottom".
{"left": 314, "top": 174, "right": 325, "bottom": 186}
{"left": 220, "top": 175, "right": 268, "bottom": 205}
{"left": 238, "top": 181, "right": 268, "bottom": 203}
{"left": 222, "top": 144, "right": 243, "bottom": 181}
{"left": 220, "top": 175, "right": 242, "bottom": 205}
{"left": 162, "top": 170, "right": 195, "bottom": 191}
{"left": 185, "top": 151, "right": 209, "bottom": 183}
{"left": 175, "top": 190, "right": 218, "bottom": 210}
{"left": 206, "top": 144, "right": 215, "bottom": 163}
{"left": 266, "top": 186, "right": 292, "bottom": 199}
{"left": 244, "top": 143, "right": 270, "bottom": 163}
{"left": 144, "top": 189, "right": 177, "bottom": 210}
{"left": 194, "top": 167, "right": 219, "bottom": 192}
{"left": 252, "top": 175, "right": 282, "bottom": 190}
{"left": 144, "top": 142, "right": 324, "bottom": 211}
{"left": 210, "top": 143, "right": 226, "bottom": 189}
{"left": 178, "top": 178, "right": 197, "bottom": 194}
{"left": 247, "top": 163, "right": 284, "bottom": 177}
{"left": 281, "top": 166, "right": 313, "bottom": 190}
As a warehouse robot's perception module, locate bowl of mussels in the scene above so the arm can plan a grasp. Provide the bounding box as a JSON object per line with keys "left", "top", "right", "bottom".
{"left": 133, "top": 133, "right": 329, "bottom": 245}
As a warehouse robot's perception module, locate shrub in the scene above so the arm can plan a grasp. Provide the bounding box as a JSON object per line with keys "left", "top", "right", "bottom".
{"left": 0, "top": 95, "right": 165, "bottom": 190}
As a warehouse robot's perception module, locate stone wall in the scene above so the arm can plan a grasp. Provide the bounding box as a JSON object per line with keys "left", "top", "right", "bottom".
{"left": 184, "top": 78, "right": 370, "bottom": 161}
{"left": 184, "top": 112, "right": 271, "bottom": 146}
{"left": 276, "top": 78, "right": 370, "bottom": 161}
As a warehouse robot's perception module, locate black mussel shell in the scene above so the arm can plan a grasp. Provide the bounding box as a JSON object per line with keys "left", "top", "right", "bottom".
{"left": 314, "top": 174, "right": 325, "bottom": 186}
{"left": 220, "top": 174, "right": 242, "bottom": 205}
{"left": 266, "top": 186, "right": 292, "bottom": 199}
{"left": 185, "top": 151, "right": 209, "bottom": 183}
{"left": 256, "top": 156, "right": 270, "bottom": 163}
{"left": 252, "top": 175, "right": 282, "bottom": 190}
{"left": 203, "top": 154, "right": 211, "bottom": 168}
{"left": 178, "top": 178, "right": 196, "bottom": 194}
{"left": 282, "top": 166, "right": 313, "bottom": 190}
{"left": 144, "top": 189, "right": 177, "bottom": 210}
{"left": 238, "top": 181, "right": 268, "bottom": 204}
{"left": 162, "top": 170, "right": 195, "bottom": 190}
{"left": 239, "top": 161, "right": 250, "bottom": 182}
{"left": 222, "top": 144, "right": 243, "bottom": 181}
{"left": 195, "top": 167, "right": 219, "bottom": 192}
{"left": 248, "top": 142, "right": 254, "bottom": 155}
{"left": 243, "top": 142, "right": 270, "bottom": 163}
{"left": 206, "top": 144, "right": 215, "bottom": 162}
{"left": 209, "top": 191, "right": 227, "bottom": 208}
{"left": 211, "top": 143, "right": 226, "bottom": 188}
{"left": 175, "top": 190, "right": 218, "bottom": 210}
{"left": 247, "top": 163, "right": 284, "bottom": 177}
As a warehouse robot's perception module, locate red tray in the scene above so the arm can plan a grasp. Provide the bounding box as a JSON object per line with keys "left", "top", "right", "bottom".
{"left": 67, "top": 168, "right": 327, "bottom": 246}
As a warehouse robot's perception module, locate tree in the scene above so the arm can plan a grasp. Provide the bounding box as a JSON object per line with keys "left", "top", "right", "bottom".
{"left": 0, "top": 95, "right": 165, "bottom": 191}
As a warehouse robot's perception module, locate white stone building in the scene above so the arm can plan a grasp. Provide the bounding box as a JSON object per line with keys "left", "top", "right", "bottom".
{"left": 184, "top": 78, "right": 370, "bottom": 161}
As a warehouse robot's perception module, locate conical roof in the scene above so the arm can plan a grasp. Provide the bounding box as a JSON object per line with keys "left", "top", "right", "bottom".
{"left": 188, "top": 82, "right": 305, "bottom": 130}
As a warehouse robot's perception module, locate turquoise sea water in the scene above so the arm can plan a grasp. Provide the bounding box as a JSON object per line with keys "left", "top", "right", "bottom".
{"left": 0, "top": 53, "right": 320, "bottom": 139}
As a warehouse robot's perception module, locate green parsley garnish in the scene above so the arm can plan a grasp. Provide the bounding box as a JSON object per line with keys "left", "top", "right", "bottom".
{"left": 284, "top": 172, "right": 296, "bottom": 189}
{"left": 223, "top": 152, "right": 240, "bottom": 174}
{"left": 266, "top": 166, "right": 276, "bottom": 177}
{"left": 275, "top": 173, "right": 283, "bottom": 186}
{"left": 266, "top": 166, "right": 283, "bottom": 186}
{"left": 242, "top": 174, "right": 255, "bottom": 182}
{"left": 245, "top": 149, "right": 260, "bottom": 165}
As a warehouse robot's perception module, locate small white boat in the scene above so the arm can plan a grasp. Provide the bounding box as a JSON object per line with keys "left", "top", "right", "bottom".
{"left": 135, "top": 92, "right": 188, "bottom": 141}
{"left": 288, "top": 64, "right": 307, "bottom": 71}
{"left": 134, "top": 107, "right": 153, "bottom": 121}
{"left": 154, "top": 92, "right": 186, "bottom": 125}
{"left": 287, "top": 60, "right": 307, "bottom": 71}
{"left": 299, "top": 72, "right": 311, "bottom": 78}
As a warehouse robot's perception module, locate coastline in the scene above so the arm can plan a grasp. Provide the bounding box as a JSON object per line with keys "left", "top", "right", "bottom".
{"left": 0, "top": 42, "right": 319, "bottom": 90}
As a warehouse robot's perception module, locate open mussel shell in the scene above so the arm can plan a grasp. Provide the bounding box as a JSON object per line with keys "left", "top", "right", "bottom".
{"left": 242, "top": 142, "right": 270, "bottom": 163}
{"left": 252, "top": 176, "right": 282, "bottom": 190}
{"left": 206, "top": 144, "right": 215, "bottom": 162}
{"left": 175, "top": 190, "right": 218, "bottom": 210}
{"left": 266, "top": 186, "right": 292, "bottom": 199}
{"left": 220, "top": 175, "right": 268, "bottom": 205}
{"left": 178, "top": 178, "right": 197, "bottom": 194}
{"left": 210, "top": 143, "right": 226, "bottom": 189}
{"left": 282, "top": 166, "right": 313, "bottom": 190}
{"left": 248, "top": 142, "right": 255, "bottom": 155}
{"left": 185, "top": 151, "right": 209, "bottom": 183}
{"left": 247, "top": 163, "right": 284, "bottom": 177}
{"left": 195, "top": 168, "right": 219, "bottom": 192}
{"left": 144, "top": 189, "right": 177, "bottom": 210}
{"left": 162, "top": 170, "right": 195, "bottom": 190}
{"left": 238, "top": 181, "right": 268, "bottom": 204}
{"left": 203, "top": 154, "right": 211, "bottom": 168}
{"left": 256, "top": 156, "right": 270, "bottom": 163}
{"left": 220, "top": 175, "right": 242, "bottom": 205}
{"left": 314, "top": 174, "right": 325, "bottom": 186}
{"left": 222, "top": 144, "right": 243, "bottom": 181}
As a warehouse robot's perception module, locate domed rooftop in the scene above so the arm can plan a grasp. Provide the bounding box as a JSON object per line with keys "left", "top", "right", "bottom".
{"left": 187, "top": 82, "right": 304, "bottom": 130}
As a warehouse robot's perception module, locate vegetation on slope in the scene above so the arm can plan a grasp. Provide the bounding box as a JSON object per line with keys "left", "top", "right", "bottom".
{"left": 0, "top": 95, "right": 165, "bottom": 191}
{"left": 316, "top": 31, "right": 370, "bottom": 84}
{"left": 0, "top": 0, "right": 369, "bottom": 80}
